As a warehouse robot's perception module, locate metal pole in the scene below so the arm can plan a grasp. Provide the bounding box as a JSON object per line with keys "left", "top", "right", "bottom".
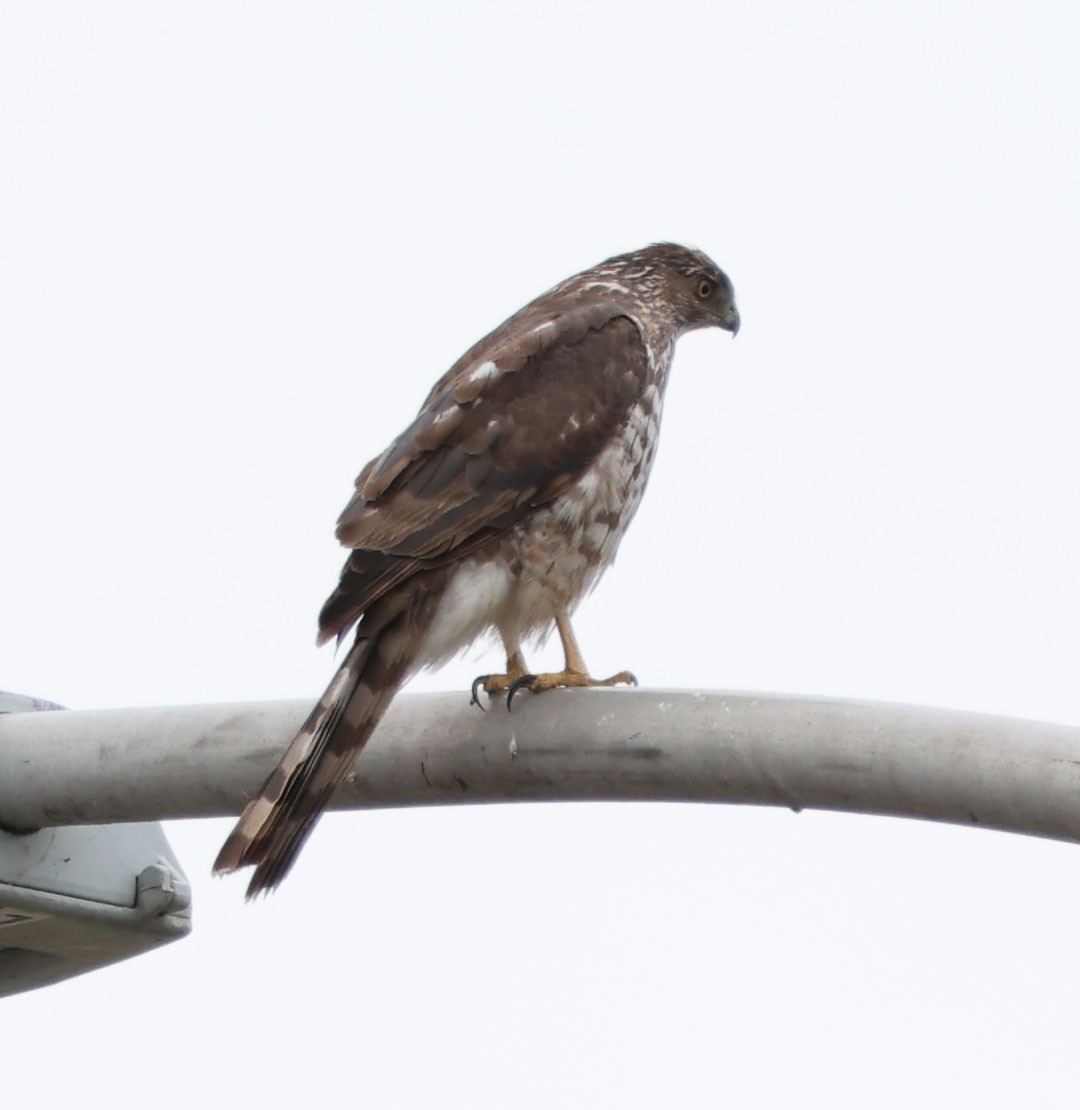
{"left": 1, "top": 690, "right": 1079, "bottom": 845}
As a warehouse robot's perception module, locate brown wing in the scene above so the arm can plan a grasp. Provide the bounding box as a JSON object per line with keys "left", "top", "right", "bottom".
{"left": 318, "top": 304, "right": 648, "bottom": 644}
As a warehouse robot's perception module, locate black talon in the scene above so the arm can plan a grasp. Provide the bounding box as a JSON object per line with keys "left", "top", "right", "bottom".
{"left": 506, "top": 673, "right": 537, "bottom": 712}
{"left": 470, "top": 676, "right": 489, "bottom": 711}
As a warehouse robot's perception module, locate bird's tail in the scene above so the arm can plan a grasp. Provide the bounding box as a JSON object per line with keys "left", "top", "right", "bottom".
{"left": 213, "top": 610, "right": 422, "bottom": 898}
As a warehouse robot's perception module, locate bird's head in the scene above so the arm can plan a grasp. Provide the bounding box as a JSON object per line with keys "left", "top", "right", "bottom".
{"left": 650, "top": 243, "right": 740, "bottom": 337}
{"left": 604, "top": 243, "right": 740, "bottom": 338}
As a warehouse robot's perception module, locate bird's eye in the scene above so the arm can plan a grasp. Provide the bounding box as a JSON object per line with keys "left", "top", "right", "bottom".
{"left": 696, "top": 279, "right": 713, "bottom": 299}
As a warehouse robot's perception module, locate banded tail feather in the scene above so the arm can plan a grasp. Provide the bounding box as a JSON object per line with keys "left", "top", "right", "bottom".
{"left": 214, "top": 597, "right": 430, "bottom": 898}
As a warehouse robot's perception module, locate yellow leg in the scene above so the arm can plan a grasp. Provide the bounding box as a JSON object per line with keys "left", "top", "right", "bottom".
{"left": 505, "top": 610, "right": 637, "bottom": 709}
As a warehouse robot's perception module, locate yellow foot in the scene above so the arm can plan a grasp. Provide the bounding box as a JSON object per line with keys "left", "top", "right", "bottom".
{"left": 506, "top": 669, "right": 638, "bottom": 711}
{"left": 470, "top": 652, "right": 530, "bottom": 710}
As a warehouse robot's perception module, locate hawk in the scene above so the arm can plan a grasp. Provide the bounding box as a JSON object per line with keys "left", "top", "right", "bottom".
{"left": 214, "top": 243, "right": 739, "bottom": 896}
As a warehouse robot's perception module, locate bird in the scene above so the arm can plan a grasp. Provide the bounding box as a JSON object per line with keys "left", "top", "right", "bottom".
{"left": 214, "top": 242, "right": 739, "bottom": 897}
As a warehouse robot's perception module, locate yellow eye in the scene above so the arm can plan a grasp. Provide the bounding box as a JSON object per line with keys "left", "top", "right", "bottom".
{"left": 696, "top": 279, "right": 713, "bottom": 299}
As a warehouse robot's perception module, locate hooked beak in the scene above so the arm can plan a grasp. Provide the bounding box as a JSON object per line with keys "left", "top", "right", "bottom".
{"left": 721, "top": 303, "right": 740, "bottom": 337}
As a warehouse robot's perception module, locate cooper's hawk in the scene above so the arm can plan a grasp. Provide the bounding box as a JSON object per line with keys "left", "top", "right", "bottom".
{"left": 215, "top": 243, "right": 739, "bottom": 896}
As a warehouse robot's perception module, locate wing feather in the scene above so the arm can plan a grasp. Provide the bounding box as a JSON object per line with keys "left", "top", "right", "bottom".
{"left": 319, "top": 305, "right": 648, "bottom": 644}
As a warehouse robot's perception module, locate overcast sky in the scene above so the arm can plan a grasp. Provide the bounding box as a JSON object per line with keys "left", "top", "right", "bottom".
{"left": 2, "top": 2, "right": 1079, "bottom": 1106}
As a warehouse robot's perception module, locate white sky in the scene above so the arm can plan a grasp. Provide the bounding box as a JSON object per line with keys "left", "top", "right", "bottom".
{"left": 2, "top": 1, "right": 1079, "bottom": 1105}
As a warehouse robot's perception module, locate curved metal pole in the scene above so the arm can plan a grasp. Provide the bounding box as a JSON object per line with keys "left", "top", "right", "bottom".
{"left": 1, "top": 690, "right": 1079, "bottom": 845}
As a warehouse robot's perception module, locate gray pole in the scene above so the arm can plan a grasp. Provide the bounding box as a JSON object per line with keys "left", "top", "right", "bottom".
{"left": 1, "top": 689, "right": 1079, "bottom": 846}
